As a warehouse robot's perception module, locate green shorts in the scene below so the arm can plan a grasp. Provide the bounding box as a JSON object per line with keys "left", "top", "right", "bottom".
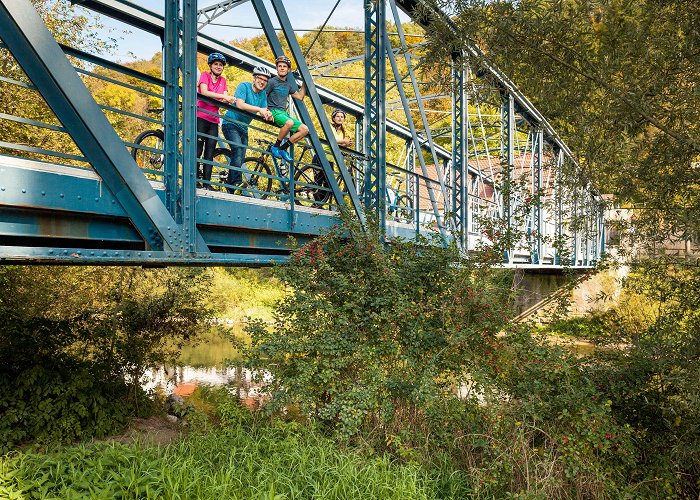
{"left": 271, "top": 109, "right": 303, "bottom": 133}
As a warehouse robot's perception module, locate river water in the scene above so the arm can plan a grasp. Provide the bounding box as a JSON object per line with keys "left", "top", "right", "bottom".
{"left": 141, "top": 325, "right": 263, "bottom": 400}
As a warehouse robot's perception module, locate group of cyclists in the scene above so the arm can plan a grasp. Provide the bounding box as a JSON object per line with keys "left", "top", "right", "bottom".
{"left": 195, "top": 51, "right": 352, "bottom": 191}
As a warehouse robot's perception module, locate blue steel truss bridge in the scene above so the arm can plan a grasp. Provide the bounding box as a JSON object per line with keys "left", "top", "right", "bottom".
{"left": 0, "top": 0, "right": 604, "bottom": 267}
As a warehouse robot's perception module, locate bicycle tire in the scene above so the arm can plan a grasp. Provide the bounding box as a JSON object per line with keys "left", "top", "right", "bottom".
{"left": 131, "top": 129, "right": 165, "bottom": 171}
{"left": 394, "top": 194, "right": 414, "bottom": 223}
{"left": 293, "top": 164, "right": 330, "bottom": 206}
{"left": 239, "top": 157, "right": 273, "bottom": 199}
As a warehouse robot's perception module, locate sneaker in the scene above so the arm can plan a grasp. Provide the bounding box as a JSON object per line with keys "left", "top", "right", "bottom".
{"left": 278, "top": 148, "right": 294, "bottom": 163}
{"left": 270, "top": 145, "right": 284, "bottom": 159}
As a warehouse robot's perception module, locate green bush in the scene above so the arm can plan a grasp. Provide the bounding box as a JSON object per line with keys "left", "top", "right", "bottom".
{"left": 243, "top": 218, "right": 514, "bottom": 438}
{"left": 0, "top": 363, "right": 132, "bottom": 452}
{"left": 586, "top": 259, "right": 700, "bottom": 497}
{"left": 0, "top": 266, "right": 213, "bottom": 451}
{"left": 0, "top": 392, "right": 468, "bottom": 499}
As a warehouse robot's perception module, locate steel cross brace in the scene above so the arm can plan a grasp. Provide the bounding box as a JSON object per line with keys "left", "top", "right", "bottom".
{"left": 310, "top": 44, "right": 426, "bottom": 77}
{"left": 388, "top": 0, "right": 449, "bottom": 214}
{"left": 251, "top": 0, "right": 366, "bottom": 224}
{"left": 197, "top": 0, "right": 250, "bottom": 29}
{"left": 0, "top": 0, "right": 196, "bottom": 253}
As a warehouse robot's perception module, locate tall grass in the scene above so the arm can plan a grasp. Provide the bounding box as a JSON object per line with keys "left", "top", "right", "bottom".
{"left": 0, "top": 414, "right": 468, "bottom": 499}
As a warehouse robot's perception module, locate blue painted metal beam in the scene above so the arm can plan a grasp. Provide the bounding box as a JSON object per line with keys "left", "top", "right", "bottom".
{"left": 0, "top": 209, "right": 140, "bottom": 243}
{"left": 182, "top": 0, "right": 200, "bottom": 252}
{"left": 0, "top": 0, "right": 190, "bottom": 252}
{"left": 0, "top": 245, "right": 288, "bottom": 266}
{"left": 163, "top": 0, "right": 180, "bottom": 217}
{"left": 451, "top": 54, "right": 467, "bottom": 248}
{"left": 364, "top": 0, "right": 387, "bottom": 227}
{"left": 0, "top": 160, "right": 345, "bottom": 244}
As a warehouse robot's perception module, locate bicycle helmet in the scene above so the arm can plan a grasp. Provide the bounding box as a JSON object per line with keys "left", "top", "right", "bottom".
{"left": 208, "top": 52, "right": 227, "bottom": 66}
{"left": 252, "top": 66, "right": 272, "bottom": 78}
{"left": 275, "top": 55, "right": 292, "bottom": 68}
{"left": 331, "top": 108, "right": 346, "bottom": 120}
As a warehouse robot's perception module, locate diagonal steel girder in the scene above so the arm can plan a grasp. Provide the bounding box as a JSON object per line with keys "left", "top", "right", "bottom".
{"left": 0, "top": 0, "right": 192, "bottom": 252}
{"left": 310, "top": 44, "right": 426, "bottom": 76}
{"left": 251, "top": 0, "right": 366, "bottom": 225}
{"left": 383, "top": 27, "right": 447, "bottom": 242}
{"left": 388, "top": 0, "right": 450, "bottom": 215}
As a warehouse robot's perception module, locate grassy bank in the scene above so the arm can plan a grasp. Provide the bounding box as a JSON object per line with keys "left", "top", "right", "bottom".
{"left": 0, "top": 404, "right": 467, "bottom": 499}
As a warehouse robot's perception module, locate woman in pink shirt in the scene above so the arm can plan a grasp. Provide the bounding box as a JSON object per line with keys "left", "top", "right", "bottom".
{"left": 196, "top": 52, "right": 235, "bottom": 189}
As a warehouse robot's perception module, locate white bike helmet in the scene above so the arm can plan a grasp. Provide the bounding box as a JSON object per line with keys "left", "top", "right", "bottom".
{"left": 252, "top": 66, "right": 272, "bottom": 78}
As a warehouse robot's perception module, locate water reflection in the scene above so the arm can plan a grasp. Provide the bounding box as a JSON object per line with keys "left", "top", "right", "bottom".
{"left": 141, "top": 327, "right": 264, "bottom": 401}
{"left": 142, "top": 365, "right": 259, "bottom": 399}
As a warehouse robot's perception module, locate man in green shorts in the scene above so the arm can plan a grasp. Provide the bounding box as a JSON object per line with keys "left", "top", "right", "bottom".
{"left": 266, "top": 55, "right": 309, "bottom": 162}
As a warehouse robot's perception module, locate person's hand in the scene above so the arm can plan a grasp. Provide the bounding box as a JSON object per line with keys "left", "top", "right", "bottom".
{"left": 260, "top": 108, "right": 273, "bottom": 121}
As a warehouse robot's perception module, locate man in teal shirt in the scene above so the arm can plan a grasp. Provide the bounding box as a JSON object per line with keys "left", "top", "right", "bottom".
{"left": 222, "top": 66, "right": 273, "bottom": 190}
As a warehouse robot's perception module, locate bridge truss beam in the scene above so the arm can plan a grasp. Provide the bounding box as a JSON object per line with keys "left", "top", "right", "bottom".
{"left": 0, "top": 0, "right": 605, "bottom": 268}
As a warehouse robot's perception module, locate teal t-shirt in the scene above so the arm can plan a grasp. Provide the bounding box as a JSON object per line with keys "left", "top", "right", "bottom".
{"left": 223, "top": 81, "right": 268, "bottom": 132}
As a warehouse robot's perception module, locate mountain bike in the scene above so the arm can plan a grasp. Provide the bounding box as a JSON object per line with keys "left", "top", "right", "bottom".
{"left": 385, "top": 172, "right": 414, "bottom": 223}
{"left": 293, "top": 150, "right": 414, "bottom": 222}
{"left": 291, "top": 143, "right": 351, "bottom": 207}
{"left": 130, "top": 113, "right": 231, "bottom": 190}
{"left": 223, "top": 138, "right": 294, "bottom": 199}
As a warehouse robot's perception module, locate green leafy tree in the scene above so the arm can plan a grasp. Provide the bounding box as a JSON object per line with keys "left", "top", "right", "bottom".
{"left": 420, "top": 0, "right": 700, "bottom": 243}
{"left": 0, "top": 0, "right": 117, "bottom": 164}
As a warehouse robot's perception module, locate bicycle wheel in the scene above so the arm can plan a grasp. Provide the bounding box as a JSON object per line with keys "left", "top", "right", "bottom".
{"left": 210, "top": 148, "right": 232, "bottom": 193}
{"left": 394, "top": 194, "right": 414, "bottom": 223}
{"left": 131, "top": 129, "right": 165, "bottom": 171}
{"left": 237, "top": 157, "right": 273, "bottom": 199}
{"left": 293, "top": 164, "right": 329, "bottom": 206}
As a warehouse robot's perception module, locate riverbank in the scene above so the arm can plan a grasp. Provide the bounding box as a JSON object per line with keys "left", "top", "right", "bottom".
{"left": 0, "top": 397, "right": 467, "bottom": 499}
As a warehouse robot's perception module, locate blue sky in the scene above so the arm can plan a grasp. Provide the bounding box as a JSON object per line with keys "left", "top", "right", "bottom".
{"left": 93, "top": 0, "right": 411, "bottom": 62}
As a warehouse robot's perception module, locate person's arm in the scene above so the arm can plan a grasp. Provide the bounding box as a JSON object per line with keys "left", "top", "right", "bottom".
{"left": 198, "top": 76, "right": 235, "bottom": 104}
{"left": 290, "top": 80, "right": 306, "bottom": 100}
{"left": 236, "top": 100, "right": 272, "bottom": 121}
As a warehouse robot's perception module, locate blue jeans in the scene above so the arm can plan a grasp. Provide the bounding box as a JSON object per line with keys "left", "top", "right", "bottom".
{"left": 222, "top": 124, "right": 247, "bottom": 185}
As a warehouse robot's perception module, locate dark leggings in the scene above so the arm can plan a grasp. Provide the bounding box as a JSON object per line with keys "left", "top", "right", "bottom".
{"left": 196, "top": 117, "right": 219, "bottom": 182}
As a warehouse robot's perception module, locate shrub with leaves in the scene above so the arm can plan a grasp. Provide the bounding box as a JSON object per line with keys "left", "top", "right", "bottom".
{"left": 0, "top": 266, "right": 213, "bottom": 451}
{"left": 244, "top": 217, "right": 514, "bottom": 438}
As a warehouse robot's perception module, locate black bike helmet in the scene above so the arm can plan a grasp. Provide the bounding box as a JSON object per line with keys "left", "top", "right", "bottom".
{"left": 208, "top": 52, "right": 227, "bottom": 66}
{"left": 275, "top": 55, "right": 292, "bottom": 68}
{"left": 331, "top": 108, "right": 346, "bottom": 120}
